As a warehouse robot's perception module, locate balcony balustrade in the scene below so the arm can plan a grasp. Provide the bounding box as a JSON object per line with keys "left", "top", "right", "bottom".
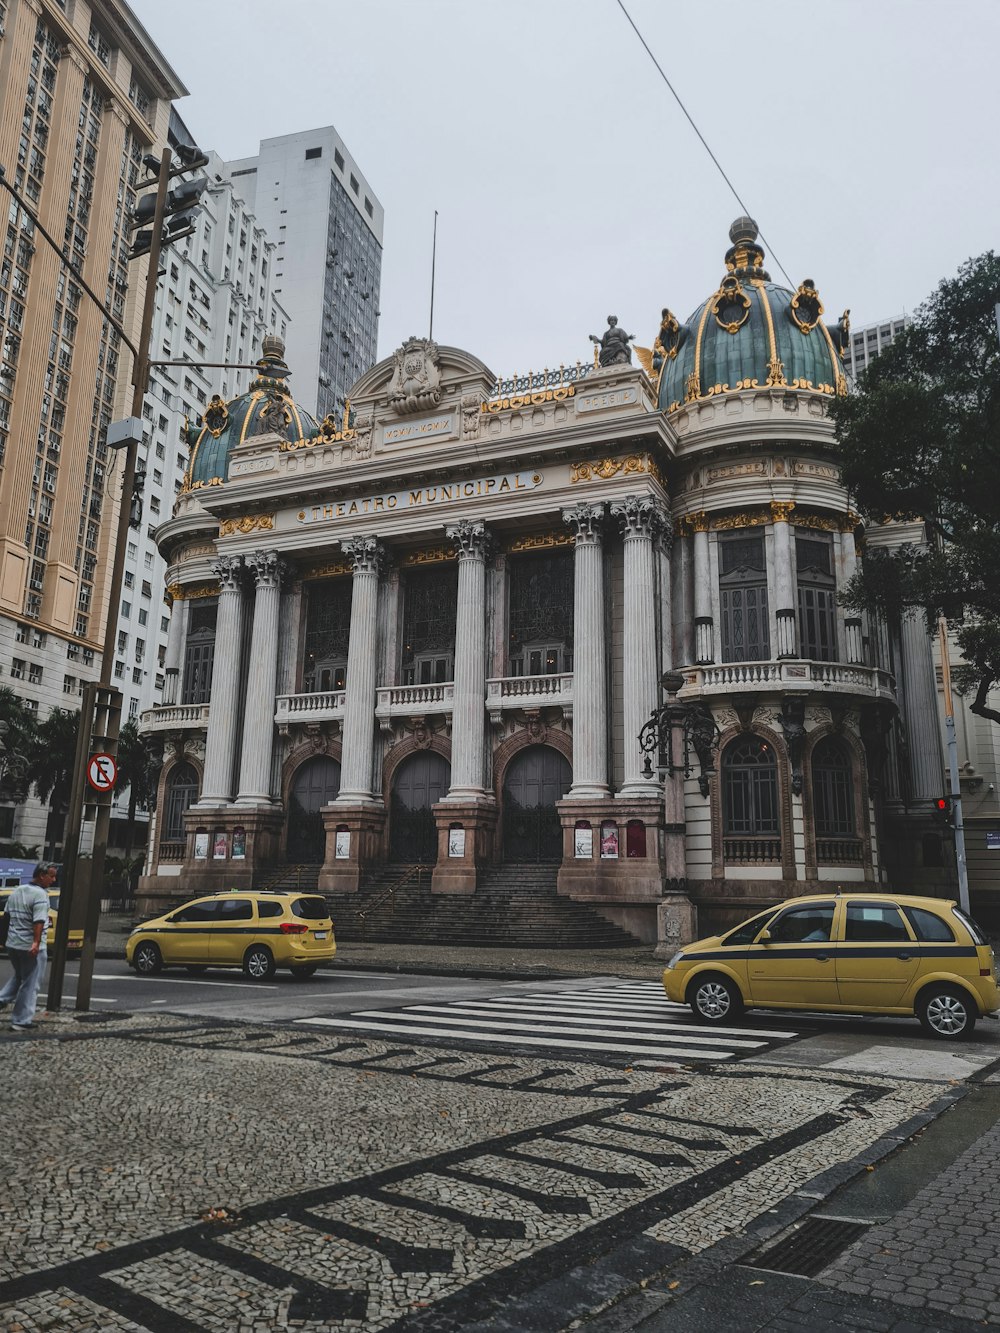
{"left": 681, "top": 660, "right": 895, "bottom": 701}
{"left": 486, "top": 673, "right": 573, "bottom": 724}
{"left": 275, "top": 690, "right": 345, "bottom": 726}
{"left": 139, "top": 703, "right": 209, "bottom": 733}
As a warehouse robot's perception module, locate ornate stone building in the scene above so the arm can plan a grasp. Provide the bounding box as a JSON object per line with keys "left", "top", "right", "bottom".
{"left": 138, "top": 219, "right": 950, "bottom": 944}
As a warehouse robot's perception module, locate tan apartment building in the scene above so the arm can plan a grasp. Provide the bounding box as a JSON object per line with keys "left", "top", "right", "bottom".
{"left": 0, "top": 0, "right": 185, "bottom": 852}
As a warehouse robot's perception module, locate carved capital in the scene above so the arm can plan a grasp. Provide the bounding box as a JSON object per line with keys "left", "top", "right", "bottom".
{"left": 211, "top": 555, "right": 243, "bottom": 592}
{"left": 344, "top": 535, "right": 385, "bottom": 576}
{"left": 610, "top": 494, "right": 669, "bottom": 542}
{"left": 684, "top": 510, "right": 711, "bottom": 534}
{"left": 245, "top": 550, "right": 287, "bottom": 589}
{"left": 770, "top": 501, "right": 796, "bottom": 524}
{"left": 445, "top": 518, "right": 491, "bottom": 561}
{"left": 561, "top": 502, "right": 604, "bottom": 546}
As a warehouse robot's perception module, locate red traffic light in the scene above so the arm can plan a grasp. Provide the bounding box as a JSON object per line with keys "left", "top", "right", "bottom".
{"left": 934, "top": 798, "right": 949, "bottom": 812}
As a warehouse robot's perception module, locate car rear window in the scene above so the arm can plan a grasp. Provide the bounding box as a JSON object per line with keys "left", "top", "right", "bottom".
{"left": 952, "top": 907, "right": 988, "bottom": 946}
{"left": 291, "top": 896, "right": 328, "bottom": 920}
{"left": 902, "top": 906, "right": 955, "bottom": 942}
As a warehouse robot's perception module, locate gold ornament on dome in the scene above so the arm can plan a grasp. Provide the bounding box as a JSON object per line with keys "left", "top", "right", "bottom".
{"left": 790, "top": 280, "right": 824, "bottom": 333}
{"left": 765, "top": 355, "right": 786, "bottom": 387}
{"left": 711, "top": 276, "right": 752, "bottom": 334}
{"left": 203, "top": 395, "right": 229, "bottom": 438}
{"left": 218, "top": 513, "right": 275, "bottom": 538}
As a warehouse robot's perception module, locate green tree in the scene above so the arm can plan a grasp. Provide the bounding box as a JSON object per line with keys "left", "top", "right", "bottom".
{"left": 0, "top": 686, "right": 39, "bottom": 804}
{"left": 26, "top": 706, "right": 81, "bottom": 858}
{"left": 114, "top": 720, "right": 161, "bottom": 858}
{"left": 828, "top": 251, "right": 1000, "bottom": 722}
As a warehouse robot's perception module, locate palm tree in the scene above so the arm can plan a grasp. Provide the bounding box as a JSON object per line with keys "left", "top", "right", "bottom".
{"left": 114, "top": 720, "right": 161, "bottom": 859}
{"left": 26, "top": 706, "right": 81, "bottom": 859}
{"left": 0, "top": 686, "right": 39, "bottom": 805}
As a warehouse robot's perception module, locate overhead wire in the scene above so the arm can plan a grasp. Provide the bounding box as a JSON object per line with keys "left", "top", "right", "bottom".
{"left": 614, "top": 0, "right": 795, "bottom": 289}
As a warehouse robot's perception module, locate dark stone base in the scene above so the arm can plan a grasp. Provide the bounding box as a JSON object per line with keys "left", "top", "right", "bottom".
{"left": 430, "top": 799, "right": 498, "bottom": 895}
{"left": 318, "top": 804, "right": 386, "bottom": 893}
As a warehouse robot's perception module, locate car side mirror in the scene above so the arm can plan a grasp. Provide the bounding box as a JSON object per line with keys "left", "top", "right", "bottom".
{"left": 758, "top": 929, "right": 772, "bottom": 943}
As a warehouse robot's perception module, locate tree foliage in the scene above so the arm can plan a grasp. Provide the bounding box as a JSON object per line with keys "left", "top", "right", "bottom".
{"left": 0, "top": 686, "right": 39, "bottom": 804}
{"left": 114, "top": 720, "right": 162, "bottom": 857}
{"left": 829, "top": 252, "right": 1000, "bottom": 722}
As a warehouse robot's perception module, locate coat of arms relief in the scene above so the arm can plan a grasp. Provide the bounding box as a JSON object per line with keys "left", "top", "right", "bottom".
{"left": 387, "top": 337, "right": 442, "bottom": 414}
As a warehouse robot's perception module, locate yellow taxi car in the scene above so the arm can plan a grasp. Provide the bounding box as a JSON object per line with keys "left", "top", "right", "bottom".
{"left": 663, "top": 893, "right": 999, "bottom": 1040}
{"left": 0, "top": 886, "right": 83, "bottom": 956}
{"left": 126, "top": 890, "right": 336, "bottom": 980}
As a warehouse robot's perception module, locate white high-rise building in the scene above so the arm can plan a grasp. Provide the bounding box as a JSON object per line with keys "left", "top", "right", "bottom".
{"left": 109, "top": 112, "right": 288, "bottom": 853}
{"left": 228, "top": 126, "right": 384, "bottom": 420}
{"left": 843, "top": 314, "right": 910, "bottom": 381}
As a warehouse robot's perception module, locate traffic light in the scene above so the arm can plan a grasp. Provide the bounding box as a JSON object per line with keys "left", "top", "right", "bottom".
{"left": 932, "top": 796, "right": 955, "bottom": 829}
{"left": 127, "top": 148, "right": 207, "bottom": 261}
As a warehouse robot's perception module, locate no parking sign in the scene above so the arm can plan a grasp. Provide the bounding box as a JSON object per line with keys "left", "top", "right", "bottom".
{"left": 87, "top": 753, "right": 117, "bottom": 792}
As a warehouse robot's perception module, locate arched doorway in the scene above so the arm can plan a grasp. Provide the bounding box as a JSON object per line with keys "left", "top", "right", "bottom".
{"left": 502, "top": 745, "right": 571, "bottom": 863}
{"left": 390, "top": 752, "right": 450, "bottom": 863}
{"left": 287, "top": 757, "right": 341, "bottom": 862}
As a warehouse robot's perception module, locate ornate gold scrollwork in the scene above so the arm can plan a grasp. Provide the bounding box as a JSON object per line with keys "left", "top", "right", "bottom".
{"left": 712, "top": 276, "right": 752, "bottom": 334}
{"left": 770, "top": 501, "right": 796, "bottom": 523}
{"left": 218, "top": 513, "right": 275, "bottom": 538}
{"left": 569, "top": 453, "right": 662, "bottom": 485}
{"left": 203, "top": 395, "right": 229, "bottom": 438}
{"left": 400, "top": 545, "right": 457, "bottom": 566}
{"left": 167, "top": 583, "right": 219, "bottom": 600}
{"left": 507, "top": 530, "right": 574, "bottom": 553}
{"left": 790, "top": 280, "right": 824, "bottom": 333}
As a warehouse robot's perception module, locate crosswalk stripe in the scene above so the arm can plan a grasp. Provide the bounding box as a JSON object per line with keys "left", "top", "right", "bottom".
{"left": 395, "top": 1003, "right": 769, "bottom": 1046}
{"left": 295, "top": 1017, "right": 735, "bottom": 1061}
{"left": 351, "top": 1007, "right": 770, "bottom": 1049}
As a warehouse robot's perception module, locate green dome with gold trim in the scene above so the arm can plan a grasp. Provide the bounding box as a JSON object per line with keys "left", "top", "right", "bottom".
{"left": 182, "top": 335, "right": 321, "bottom": 492}
{"left": 655, "top": 218, "right": 850, "bottom": 413}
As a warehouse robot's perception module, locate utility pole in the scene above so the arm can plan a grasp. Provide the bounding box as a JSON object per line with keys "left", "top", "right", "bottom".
{"left": 938, "top": 617, "right": 970, "bottom": 914}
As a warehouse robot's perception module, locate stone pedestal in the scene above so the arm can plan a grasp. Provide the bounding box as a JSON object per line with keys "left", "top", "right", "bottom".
{"left": 179, "top": 804, "right": 284, "bottom": 895}
{"left": 430, "top": 799, "right": 498, "bottom": 894}
{"left": 654, "top": 893, "right": 698, "bottom": 958}
{"left": 318, "top": 804, "right": 386, "bottom": 893}
{"left": 555, "top": 796, "right": 664, "bottom": 940}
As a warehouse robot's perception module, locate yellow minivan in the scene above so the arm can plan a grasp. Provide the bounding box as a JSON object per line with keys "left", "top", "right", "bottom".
{"left": 663, "top": 893, "right": 999, "bottom": 1040}
{"left": 126, "top": 890, "right": 336, "bottom": 980}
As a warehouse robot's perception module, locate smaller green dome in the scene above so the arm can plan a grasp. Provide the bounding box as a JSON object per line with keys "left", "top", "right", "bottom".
{"left": 655, "top": 219, "right": 850, "bottom": 413}
{"left": 182, "top": 336, "right": 321, "bottom": 491}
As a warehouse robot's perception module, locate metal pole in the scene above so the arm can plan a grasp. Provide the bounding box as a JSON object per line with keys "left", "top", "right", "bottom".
{"left": 48, "top": 148, "right": 173, "bottom": 1011}
{"left": 938, "top": 618, "right": 970, "bottom": 913}
{"left": 428, "top": 210, "right": 438, "bottom": 340}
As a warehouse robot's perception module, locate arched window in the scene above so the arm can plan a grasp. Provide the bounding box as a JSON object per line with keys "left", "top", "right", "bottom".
{"left": 812, "top": 737, "right": 854, "bottom": 835}
{"left": 812, "top": 737, "right": 862, "bottom": 864}
{"left": 723, "top": 735, "right": 780, "bottom": 863}
{"left": 162, "top": 762, "right": 198, "bottom": 857}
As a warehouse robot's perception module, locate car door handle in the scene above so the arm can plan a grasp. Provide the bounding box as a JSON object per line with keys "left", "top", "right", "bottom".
{"left": 896, "top": 953, "right": 913, "bottom": 961}
{"left": 815, "top": 954, "right": 832, "bottom": 962}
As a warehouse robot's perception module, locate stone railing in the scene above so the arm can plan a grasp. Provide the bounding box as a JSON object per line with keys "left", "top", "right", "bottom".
{"left": 723, "top": 837, "right": 783, "bottom": 864}
{"left": 815, "top": 837, "right": 865, "bottom": 864}
{"left": 682, "top": 660, "right": 895, "bottom": 700}
{"left": 157, "top": 840, "right": 185, "bottom": 864}
{"left": 275, "top": 691, "right": 346, "bottom": 725}
{"left": 139, "top": 703, "right": 210, "bottom": 733}
{"left": 486, "top": 673, "right": 573, "bottom": 723}
{"left": 375, "top": 683, "right": 454, "bottom": 732}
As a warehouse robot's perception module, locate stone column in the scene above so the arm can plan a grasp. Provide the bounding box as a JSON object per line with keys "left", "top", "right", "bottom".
{"left": 562, "top": 502, "right": 609, "bottom": 799}
{"left": 335, "top": 536, "right": 384, "bottom": 804}
{"left": 611, "top": 495, "right": 666, "bottom": 796}
{"left": 839, "top": 527, "right": 865, "bottom": 664}
{"left": 235, "top": 551, "right": 284, "bottom": 805}
{"left": 899, "top": 610, "right": 945, "bottom": 800}
{"left": 444, "top": 519, "right": 489, "bottom": 799}
{"left": 162, "top": 596, "right": 188, "bottom": 706}
{"left": 771, "top": 501, "right": 797, "bottom": 658}
{"left": 691, "top": 513, "right": 714, "bottom": 665}
{"left": 197, "top": 556, "right": 245, "bottom": 805}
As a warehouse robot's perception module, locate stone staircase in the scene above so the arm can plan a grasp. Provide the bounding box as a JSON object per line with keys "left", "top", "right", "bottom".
{"left": 322, "top": 863, "right": 643, "bottom": 948}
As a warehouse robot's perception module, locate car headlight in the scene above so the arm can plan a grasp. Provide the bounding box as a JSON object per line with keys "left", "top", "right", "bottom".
{"left": 665, "top": 950, "right": 685, "bottom": 970}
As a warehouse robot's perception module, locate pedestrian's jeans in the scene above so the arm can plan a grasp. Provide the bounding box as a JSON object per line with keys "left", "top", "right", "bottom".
{"left": 5, "top": 947, "right": 45, "bottom": 1026}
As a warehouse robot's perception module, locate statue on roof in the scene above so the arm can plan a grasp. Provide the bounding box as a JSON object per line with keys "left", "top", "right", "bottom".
{"left": 589, "top": 315, "right": 634, "bottom": 367}
{"left": 253, "top": 393, "right": 289, "bottom": 437}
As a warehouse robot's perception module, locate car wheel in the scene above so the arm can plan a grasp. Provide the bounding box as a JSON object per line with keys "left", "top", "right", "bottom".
{"left": 185, "top": 965, "right": 207, "bottom": 975}
{"left": 917, "top": 984, "right": 977, "bottom": 1040}
{"left": 243, "top": 945, "right": 275, "bottom": 981}
{"left": 133, "top": 941, "right": 162, "bottom": 976}
{"left": 688, "top": 973, "right": 744, "bottom": 1024}
{"left": 289, "top": 964, "right": 318, "bottom": 980}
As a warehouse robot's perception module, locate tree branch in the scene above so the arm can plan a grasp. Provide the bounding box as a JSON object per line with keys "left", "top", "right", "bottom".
{"left": 970, "top": 675, "right": 1000, "bottom": 726}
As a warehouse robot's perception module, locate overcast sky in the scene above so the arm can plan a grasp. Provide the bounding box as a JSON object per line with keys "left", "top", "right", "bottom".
{"left": 131, "top": 0, "right": 998, "bottom": 381}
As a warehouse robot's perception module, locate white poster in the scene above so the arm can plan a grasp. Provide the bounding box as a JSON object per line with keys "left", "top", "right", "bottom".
{"left": 335, "top": 830, "right": 351, "bottom": 860}
{"left": 448, "top": 827, "right": 466, "bottom": 858}
{"left": 574, "top": 825, "right": 593, "bottom": 859}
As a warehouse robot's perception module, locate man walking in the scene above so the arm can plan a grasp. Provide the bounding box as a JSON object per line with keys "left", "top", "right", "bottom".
{"left": 1, "top": 862, "right": 56, "bottom": 1031}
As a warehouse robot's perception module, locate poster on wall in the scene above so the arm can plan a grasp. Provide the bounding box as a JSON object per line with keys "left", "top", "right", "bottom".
{"left": 232, "top": 826, "right": 247, "bottom": 860}
{"left": 335, "top": 829, "right": 351, "bottom": 860}
{"left": 448, "top": 827, "right": 466, "bottom": 858}
{"left": 194, "top": 830, "right": 209, "bottom": 861}
{"left": 574, "top": 824, "right": 593, "bottom": 859}
{"left": 600, "top": 823, "right": 619, "bottom": 859}
{"left": 213, "top": 831, "right": 228, "bottom": 860}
